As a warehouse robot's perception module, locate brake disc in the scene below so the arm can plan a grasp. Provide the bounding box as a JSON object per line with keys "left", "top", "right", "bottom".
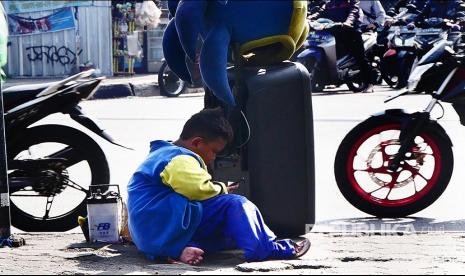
{"left": 366, "top": 139, "right": 421, "bottom": 188}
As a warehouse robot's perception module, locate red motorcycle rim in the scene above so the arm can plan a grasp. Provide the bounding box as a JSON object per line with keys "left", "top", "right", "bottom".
{"left": 347, "top": 124, "right": 442, "bottom": 208}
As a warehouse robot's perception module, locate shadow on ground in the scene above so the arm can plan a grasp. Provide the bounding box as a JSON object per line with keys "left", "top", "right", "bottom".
{"left": 64, "top": 241, "right": 245, "bottom": 274}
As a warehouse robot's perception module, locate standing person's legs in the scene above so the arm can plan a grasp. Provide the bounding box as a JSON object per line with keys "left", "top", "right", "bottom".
{"left": 346, "top": 29, "right": 375, "bottom": 85}
{"left": 189, "top": 194, "right": 298, "bottom": 261}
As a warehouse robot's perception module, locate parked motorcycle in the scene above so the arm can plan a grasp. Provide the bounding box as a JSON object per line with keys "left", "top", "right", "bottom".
{"left": 381, "top": 17, "right": 455, "bottom": 90}
{"left": 2, "top": 69, "right": 125, "bottom": 231}
{"left": 158, "top": 56, "right": 203, "bottom": 97}
{"left": 380, "top": 24, "right": 417, "bottom": 88}
{"left": 158, "top": 59, "right": 187, "bottom": 97}
{"left": 296, "top": 18, "right": 379, "bottom": 93}
{"left": 379, "top": 4, "right": 422, "bottom": 88}
{"left": 334, "top": 42, "right": 465, "bottom": 217}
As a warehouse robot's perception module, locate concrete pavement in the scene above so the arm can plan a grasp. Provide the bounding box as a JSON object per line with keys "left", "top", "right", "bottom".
{"left": 1, "top": 232, "right": 465, "bottom": 274}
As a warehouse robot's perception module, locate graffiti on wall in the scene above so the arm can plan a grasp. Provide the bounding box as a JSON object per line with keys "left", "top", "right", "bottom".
{"left": 26, "top": 45, "right": 83, "bottom": 66}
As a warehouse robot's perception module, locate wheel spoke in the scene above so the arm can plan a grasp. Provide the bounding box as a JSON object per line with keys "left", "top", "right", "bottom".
{"left": 379, "top": 143, "right": 391, "bottom": 164}
{"left": 64, "top": 178, "right": 88, "bottom": 194}
{"left": 415, "top": 171, "right": 429, "bottom": 182}
{"left": 44, "top": 195, "right": 55, "bottom": 220}
{"left": 415, "top": 142, "right": 433, "bottom": 155}
{"left": 385, "top": 187, "right": 394, "bottom": 200}
{"left": 403, "top": 163, "right": 430, "bottom": 182}
{"left": 384, "top": 172, "right": 400, "bottom": 200}
{"left": 368, "top": 183, "right": 391, "bottom": 195}
{"left": 413, "top": 179, "right": 419, "bottom": 193}
{"left": 381, "top": 150, "right": 389, "bottom": 164}
{"left": 47, "top": 146, "right": 85, "bottom": 168}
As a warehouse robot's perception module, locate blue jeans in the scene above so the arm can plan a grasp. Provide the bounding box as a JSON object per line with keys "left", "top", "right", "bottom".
{"left": 188, "top": 194, "right": 295, "bottom": 261}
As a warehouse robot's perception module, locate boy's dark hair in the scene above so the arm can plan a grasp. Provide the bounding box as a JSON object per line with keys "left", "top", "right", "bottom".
{"left": 180, "top": 108, "right": 234, "bottom": 143}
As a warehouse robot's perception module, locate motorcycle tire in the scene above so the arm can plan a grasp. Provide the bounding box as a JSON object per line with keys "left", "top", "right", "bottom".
{"left": 395, "top": 58, "right": 413, "bottom": 90}
{"left": 334, "top": 115, "right": 453, "bottom": 218}
{"left": 380, "top": 58, "right": 399, "bottom": 88}
{"left": 8, "top": 125, "right": 110, "bottom": 232}
{"left": 158, "top": 61, "right": 187, "bottom": 97}
{"left": 300, "top": 59, "right": 324, "bottom": 93}
{"left": 346, "top": 81, "right": 368, "bottom": 93}
{"left": 382, "top": 74, "right": 399, "bottom": 88}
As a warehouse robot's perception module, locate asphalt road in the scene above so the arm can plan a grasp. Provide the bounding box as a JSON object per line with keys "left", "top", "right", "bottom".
{"left": 14, "top": 85, "right": 465, "bottom": 233}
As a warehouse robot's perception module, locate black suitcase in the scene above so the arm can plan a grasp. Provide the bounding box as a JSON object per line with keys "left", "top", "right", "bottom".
{"left": 211, "top": 61, "right": 315, "bottom": 237}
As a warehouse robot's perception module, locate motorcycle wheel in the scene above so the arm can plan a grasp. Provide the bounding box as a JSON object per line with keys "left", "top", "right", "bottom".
{"left": 380, "top": 58, "right": 399, "bottom": 88}
{"left": 301, "top": 59, "right": 324, "bottom": 93}
{"left": 346, "top": 81, "right": 368, "bottom": 93}
{"left": 395, "top": 58, "right": 413, "bottom": 90}
{"left": 158, "top": 61, "right": 187, "bottom": 97}
{"left": 382, "top": 74, "right": 399, "bottom": 88}
{"left": 8, "top": 125, "right": 110, "bottom": 232}
{"left": 334, "top": 115, "right": 453, "bottom": 217}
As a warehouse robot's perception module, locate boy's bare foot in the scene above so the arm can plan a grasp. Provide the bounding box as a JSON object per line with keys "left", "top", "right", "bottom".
{"left": 179, "top": 247, "right": 205, "bottom": 266}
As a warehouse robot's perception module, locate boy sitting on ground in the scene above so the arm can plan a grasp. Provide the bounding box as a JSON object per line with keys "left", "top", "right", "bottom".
{"left": 127, "top": 108, "right": 311, "bottom": 265}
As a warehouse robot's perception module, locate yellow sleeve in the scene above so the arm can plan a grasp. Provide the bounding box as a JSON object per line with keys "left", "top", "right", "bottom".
{"left": 160, "top": 155, "right": 228, "bottom": 201}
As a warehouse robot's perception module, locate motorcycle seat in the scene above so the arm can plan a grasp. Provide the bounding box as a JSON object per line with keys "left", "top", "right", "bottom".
{"left": 2, "top": 81, "right": 59, "bottom": 111}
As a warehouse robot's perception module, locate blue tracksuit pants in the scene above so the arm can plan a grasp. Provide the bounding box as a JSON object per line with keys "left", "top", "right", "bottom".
{"left": 188, "top": 194, "right": 295, "bottom": 262}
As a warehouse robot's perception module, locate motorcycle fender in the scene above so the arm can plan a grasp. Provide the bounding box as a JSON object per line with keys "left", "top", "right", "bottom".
{"left": 371, "top": 109, "right": 453, "bottom": 147}
{"left": 68, "top": 106, "right": 132, "bottom": 150}
{"left": 383, "top": 49, "right": 397, "bottom": 58}
{"left": 297, "top": 48, "right": 323, "bottom": 63}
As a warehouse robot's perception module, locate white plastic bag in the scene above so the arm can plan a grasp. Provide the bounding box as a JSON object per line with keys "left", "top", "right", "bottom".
{"left": 135, "top": 1, "right": 161, "bottom": 29}
{"left": 127, "top": 32, "right": 142, "bottom": 58}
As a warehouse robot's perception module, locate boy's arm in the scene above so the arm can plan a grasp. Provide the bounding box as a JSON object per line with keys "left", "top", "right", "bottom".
{"left": 160, "top": 155, "right": 228, "bottom": 201}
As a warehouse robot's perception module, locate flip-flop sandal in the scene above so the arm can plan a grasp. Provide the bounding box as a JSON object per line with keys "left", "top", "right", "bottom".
{"left": 293, "top": 238, "right": 311, "bottom": 258}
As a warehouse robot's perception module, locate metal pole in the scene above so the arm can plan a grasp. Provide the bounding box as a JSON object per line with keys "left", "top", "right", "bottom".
{"left": 0, "top": 83, "right": 24, "bottom": 248}
{"left": 0, "top": 81, "right": 11, "bottom": 240}
{"left": 0, "top": 1, "right": 11, "bottom": 243}
{"left": 0, "top": 2, "right": 23, "bottom": 247}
